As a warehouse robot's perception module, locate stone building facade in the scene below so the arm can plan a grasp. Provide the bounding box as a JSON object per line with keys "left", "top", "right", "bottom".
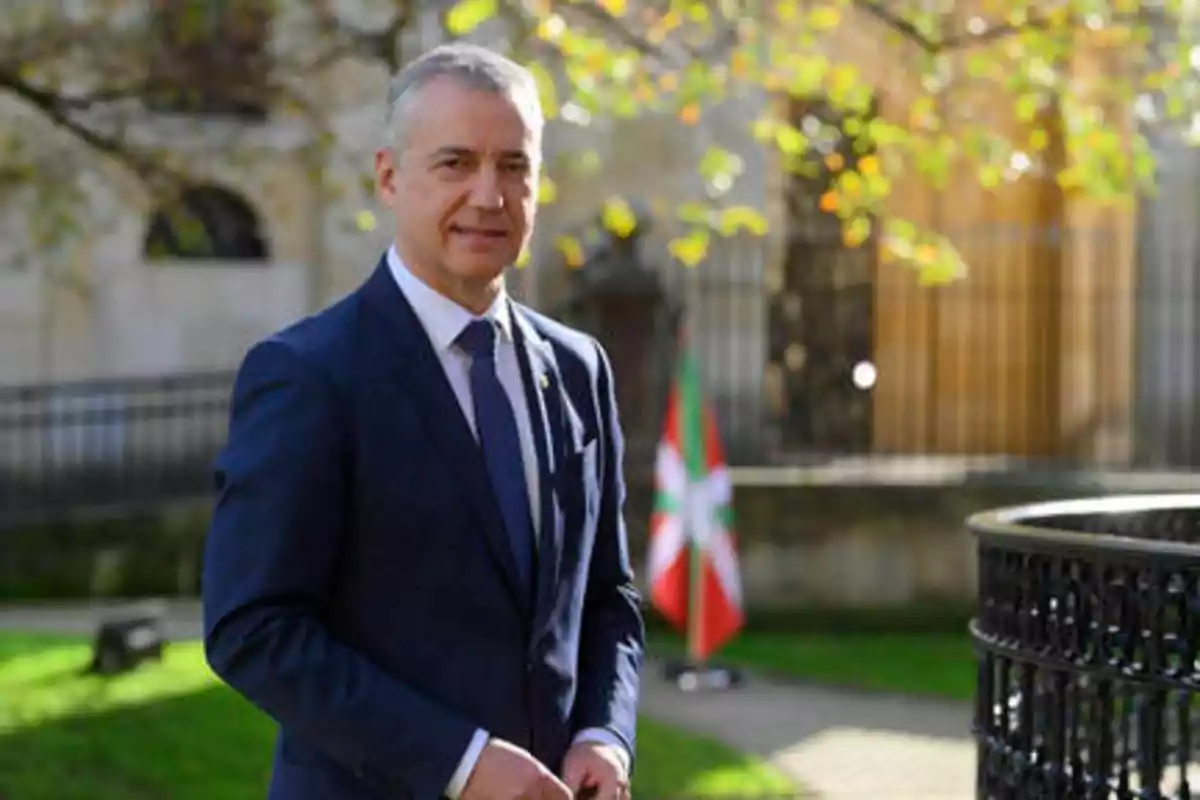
{"left": 0, "top": 0, "right": 1153, "bottom": 473}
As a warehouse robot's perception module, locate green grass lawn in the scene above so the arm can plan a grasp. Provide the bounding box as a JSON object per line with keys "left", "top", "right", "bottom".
{"left": 0, "top": 633, "right": 798, "bottom": 800}
{"left": 649, "top": 629, "right": 976, "bottom": 702}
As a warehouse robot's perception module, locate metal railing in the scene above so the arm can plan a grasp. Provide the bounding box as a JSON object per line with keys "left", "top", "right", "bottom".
{"left": 0, "top": 371, "right": 233, "bottom": 528}
{"left": 969, "top": 494, "right": 1200, "bottom": 798}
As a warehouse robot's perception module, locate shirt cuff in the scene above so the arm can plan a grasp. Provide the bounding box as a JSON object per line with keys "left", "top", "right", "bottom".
{"left": 571, "top": 727, "right": 631, "bottom": 777}
{"left": 444, "top": 728, "right": 490, "bottom": 800}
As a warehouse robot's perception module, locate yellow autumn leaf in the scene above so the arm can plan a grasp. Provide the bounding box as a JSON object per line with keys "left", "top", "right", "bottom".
{"left": 536, "top": 14, "right": 564, "bottom": 41}
{"left": 917, "top": 250, "right": 967, "bottom": 285}
{"left": 730, "top": 50, "right": 751, "bottom": 78}
{"left": 865, "top": 172, "right": 891, "bottom": 197}
{"left": 669, "top": 229, "right": 710, "bottom": 267}
{"left": 602, "top": 196, "right": 637, "bottom": 238}
{"left": 585, "top": 50, "right": 606, "bottom": 73}
{"left": 843, "top": 216, "right": 871, "bottom": 247}
{"left": 1057, "top": 167, "right": 1081, "bottom": 189}
{"left": 829, "top": 65, "right": 858, "bottom": 93}
{"left": 556, "top": 235, "right": 585, "bottom": 268}
{"left": 717, "top": 206, "right": 769, "bottom": 236}
{"left": 841, "top": 172, "right": 862, "bottom": 198}
{"left": 809, "top": 5, "right": 840, "bottom": 29}
{"left": 445, "top": 0, "right": 497, "bottom": 35}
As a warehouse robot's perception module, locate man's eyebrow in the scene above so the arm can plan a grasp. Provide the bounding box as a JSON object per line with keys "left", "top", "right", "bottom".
{"left": 427, "top": 147, "right": 530, "bottom": 165}
{"left": 431, "top": 146, "right": 474, "bottom": 161}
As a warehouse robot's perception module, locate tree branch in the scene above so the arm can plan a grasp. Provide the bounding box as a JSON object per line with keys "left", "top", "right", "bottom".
{"left": 848, "top": 0, "right": 1075, "bottom": 52}
{"left": 851, "top": 0, "right": 938, "bottom": 53}
{"left": 941, "top": 8, "right": 1162, "bottom": 49}
{"left": 560, "top": 0, "right": 739, "bottom": 65}
{"left": 0, "top": 71, "right": 149, "bottom": 174}
{"left": 311, "top": 0, "right": 414, "bottom": 72}
{"left": 0, "top": 68, "right": 194, "bottom": 206}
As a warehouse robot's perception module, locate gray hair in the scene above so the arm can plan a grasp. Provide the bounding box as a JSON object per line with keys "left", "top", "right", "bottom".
{"left": 383, "top": 43, "right": 544, "bottom": 153}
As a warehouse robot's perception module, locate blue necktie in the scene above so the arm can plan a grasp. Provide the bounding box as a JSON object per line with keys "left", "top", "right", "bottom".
{"left": 456, "top": 319, "right": 535, "bottom": 592}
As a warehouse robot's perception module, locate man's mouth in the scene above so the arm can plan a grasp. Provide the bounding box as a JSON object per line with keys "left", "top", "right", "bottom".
{"left": 450, "top": 225, "right": 507, "bottom": 238}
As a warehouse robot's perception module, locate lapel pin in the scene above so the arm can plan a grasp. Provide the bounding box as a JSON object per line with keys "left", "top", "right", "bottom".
{"left": 539, "top": 373, "right": 550, "bottom": 390}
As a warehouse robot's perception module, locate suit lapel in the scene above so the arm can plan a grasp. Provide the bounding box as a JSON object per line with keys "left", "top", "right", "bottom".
{"left": 511, "top": 304, "right": 586, "bottom": 636}
{"left": 359, "top": 257, "right": 526, "bottom": 609}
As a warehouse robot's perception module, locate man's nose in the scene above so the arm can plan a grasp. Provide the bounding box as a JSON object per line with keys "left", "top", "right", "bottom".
{"left": 467, "top": 168, "right": 504, "bottom": 210}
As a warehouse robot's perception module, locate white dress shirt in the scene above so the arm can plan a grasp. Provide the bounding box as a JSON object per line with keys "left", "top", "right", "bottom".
{"left": 386, "top": 247, "right": 629, "bottom": 797}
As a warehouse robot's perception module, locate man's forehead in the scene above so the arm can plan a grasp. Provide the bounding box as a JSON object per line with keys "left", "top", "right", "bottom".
{"left": 418, "top": 80, "right": 529, "bottom": 120}
{"left": 407, "top": 80, "right": 537, "bottom": 137}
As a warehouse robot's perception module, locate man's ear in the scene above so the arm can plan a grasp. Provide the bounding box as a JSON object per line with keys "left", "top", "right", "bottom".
{"left": 374, "top": 148, "right": 396, "bottom": 205}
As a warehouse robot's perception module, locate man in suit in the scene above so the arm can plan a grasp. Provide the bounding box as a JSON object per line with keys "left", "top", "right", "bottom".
{"left": 202, "top": 42, "right": 645, "bottom": 800}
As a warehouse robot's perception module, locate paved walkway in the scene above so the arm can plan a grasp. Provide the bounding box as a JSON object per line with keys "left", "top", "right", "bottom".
{"left": 0, "top": 598, "right": 204, "bottom": 640}
{"left": 638, "top": 664, "right": 974, "bottom": 799}
{"left": 0, "top": 599, "right": 975, "bottom": 799}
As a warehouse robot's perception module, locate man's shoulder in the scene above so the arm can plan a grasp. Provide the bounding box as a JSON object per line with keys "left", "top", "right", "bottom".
{"left": 239, "top": 287, "right": 364, "bottom": 382}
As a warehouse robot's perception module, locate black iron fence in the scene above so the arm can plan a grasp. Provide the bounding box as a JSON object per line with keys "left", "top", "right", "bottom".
{"left": 970, "top": 495, "right": 1200, "bottom": 798}
{"left": 0, "top": 372, "right": 232, "bottom": 528}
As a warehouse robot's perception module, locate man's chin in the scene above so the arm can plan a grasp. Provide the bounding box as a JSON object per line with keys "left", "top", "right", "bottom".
{"left": 448, "top": 255, "right": 514, "bottom": 283}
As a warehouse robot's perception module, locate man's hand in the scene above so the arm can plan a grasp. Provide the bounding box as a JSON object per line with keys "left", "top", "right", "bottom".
{"left": 561, "top": 741, "right": 629, "bottom": 800}
{"left": 461, "top": 738, "right": 572, "bottom": 800}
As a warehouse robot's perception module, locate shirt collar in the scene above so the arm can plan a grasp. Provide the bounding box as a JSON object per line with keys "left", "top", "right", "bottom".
{"left": 386, "top": 244, "right": 512, "bottom": 352}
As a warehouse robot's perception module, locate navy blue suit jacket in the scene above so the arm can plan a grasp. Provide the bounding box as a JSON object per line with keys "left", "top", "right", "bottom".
{"left": 202, "top": 256, "right": 645, "bottom": 799}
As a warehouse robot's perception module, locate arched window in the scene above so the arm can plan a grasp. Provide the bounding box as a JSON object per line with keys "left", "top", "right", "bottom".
{"left": 144, "top": 185, "right": 269, "bottom": 262}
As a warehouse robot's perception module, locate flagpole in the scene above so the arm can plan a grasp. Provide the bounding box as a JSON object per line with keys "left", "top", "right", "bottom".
{"left": 686, "top": 502, "right": 704, "bottom": 667}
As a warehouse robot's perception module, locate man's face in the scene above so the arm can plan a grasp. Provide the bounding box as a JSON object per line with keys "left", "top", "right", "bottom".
{"left": 375, "top": 76, "right": 539, "bottom": 308}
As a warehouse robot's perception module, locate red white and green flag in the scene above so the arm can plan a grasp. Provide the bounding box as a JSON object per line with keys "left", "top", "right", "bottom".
{"left": 646, "top": 340, "right": 744, "bottom": 661}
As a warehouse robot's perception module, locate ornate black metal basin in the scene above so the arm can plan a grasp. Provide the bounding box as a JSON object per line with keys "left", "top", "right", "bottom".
{"left": 970, "top": 494, "right": 1200, "bottom": 799}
